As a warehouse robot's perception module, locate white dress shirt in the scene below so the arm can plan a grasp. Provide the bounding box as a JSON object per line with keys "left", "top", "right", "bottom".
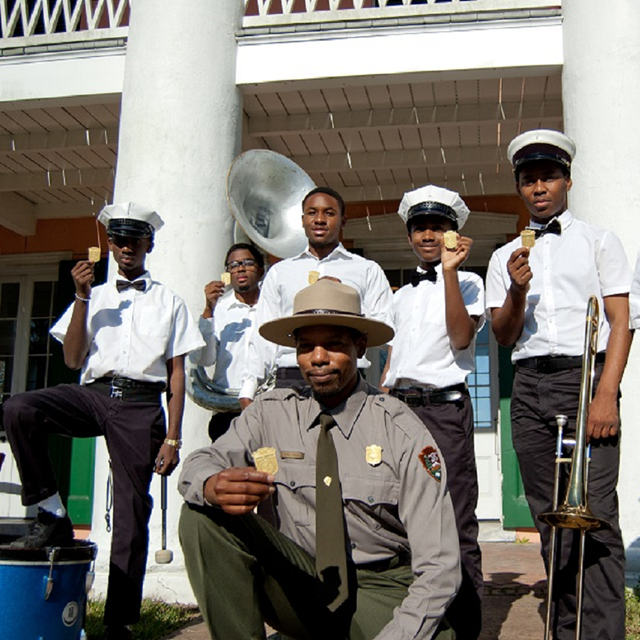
{"left": 194, "top": 291, "right": 257, "bottom": 390}
{"left": 629, "top": 250, "right": 640, "bottom": 330}
{"left": 383, "top": 264, "right": 485, "bottom": 389}
{"left": 240, "top": 243, "right": 394, "bottom": 399}
{"left": 485, "top": 211, "right": 631, "bottom": 362}
{"left": 51, "top": 271, "right": 205, "bottom": 385}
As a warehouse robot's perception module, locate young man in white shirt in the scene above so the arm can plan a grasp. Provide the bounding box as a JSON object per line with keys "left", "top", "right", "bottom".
{"left": 382, "top": 185, "right": 484, "bottom": 639}
{"left": 239, "top": 186, "right": 393, "bottom": 408}
{"left": 486, "top": 130, "right": 633, "bottom": 640}
{"left": 196, "top": 243, "right": 264, "bottom": 440}
{"left": 2, "top": 203, "right": 204, "bottom": 640}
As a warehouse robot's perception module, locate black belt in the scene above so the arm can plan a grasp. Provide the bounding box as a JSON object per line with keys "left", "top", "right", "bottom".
{"left": 390, "top": 383, "right": 468, "bottom": 407}
{"left": 516, "top": 352, "right": 606, "bottom": 374}
{"left": 87, "top": 377, "right": 165, "bottom": 403}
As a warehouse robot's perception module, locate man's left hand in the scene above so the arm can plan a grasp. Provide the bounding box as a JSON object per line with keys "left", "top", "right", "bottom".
{"left": 441, "top": 235, "right": 472, "bottom": 271}
{"left": 155, "top": 443, "right": 180, "bottom": 475}
{"left": 587, "top": 392, "right": 619, "bottom": 440}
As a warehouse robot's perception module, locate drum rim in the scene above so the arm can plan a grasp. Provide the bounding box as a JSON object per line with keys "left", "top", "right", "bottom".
{"left": 0, "top": 540, "right": 97, "bottom": 562}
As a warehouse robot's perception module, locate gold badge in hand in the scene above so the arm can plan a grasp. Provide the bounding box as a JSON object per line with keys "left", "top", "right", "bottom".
{"left": 443, "top": 231, "right": 458, "bottom": 250}
{"left": 88, "top": 247, "right": 100, "bottom": 263}
{"left": 520, "top": 229, "right": 536, "bottom": 249}
{"left": 308, "top": 271, "right": 320, "bottom": 285}
{"left": 221, "top": 272, "right": 231, "bottom": 286}
{"left": 253, "top": 447, "right": 278, "bottom": 475}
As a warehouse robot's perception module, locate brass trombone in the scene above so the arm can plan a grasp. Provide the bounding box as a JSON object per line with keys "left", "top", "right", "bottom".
{"left": 538, "top": 295, "right": 610, "bottom": 639}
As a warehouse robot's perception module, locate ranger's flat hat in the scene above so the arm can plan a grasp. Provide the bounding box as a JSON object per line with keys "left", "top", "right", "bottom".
{"left": 98, "top": 202, "right": 164, "bottom": 238}
{"left": 259, "top": 279, "right": 394, "bottom": 348}
{"left": 507, "top": 129, "right": 576, "bottom": 173}
{"left": 398, "top": 185, "right": 470, "bottom": 230}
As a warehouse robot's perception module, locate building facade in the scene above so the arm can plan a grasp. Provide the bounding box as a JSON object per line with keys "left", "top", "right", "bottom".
{"left": 1, "top": 0, "right": 639, "bottom": 601}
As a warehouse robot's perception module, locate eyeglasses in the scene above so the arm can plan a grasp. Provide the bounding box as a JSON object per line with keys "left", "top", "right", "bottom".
{"left": 226, "top": 259, "right": 258, "bottom": 272}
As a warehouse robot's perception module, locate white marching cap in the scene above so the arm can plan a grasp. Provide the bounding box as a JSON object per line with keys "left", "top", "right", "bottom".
{"left": 398, "top": 184, "right": 470, "bottom": 230}
{"left": 98, "top": 202, "right": 164, "bottom": 237}
{"left": 507, "top": 129, "right": 576, "bottom": 172}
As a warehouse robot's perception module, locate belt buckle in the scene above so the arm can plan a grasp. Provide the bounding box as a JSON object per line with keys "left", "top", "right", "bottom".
{"left": 110, "top": 382, "right": 124, "bottom": 400}
{"left": 402, "top": 391, "right": 424, "bottom": 407}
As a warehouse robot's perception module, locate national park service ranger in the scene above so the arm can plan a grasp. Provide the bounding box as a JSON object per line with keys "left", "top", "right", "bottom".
{"left": 178, "top": 278, "right": 460, "bottom": 640}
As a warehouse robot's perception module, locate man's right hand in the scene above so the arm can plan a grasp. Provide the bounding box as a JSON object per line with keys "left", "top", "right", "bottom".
{"left": 204, "top": 467, "right": 275, "bottom": 515}
{"left": 507, "top": 247, "right": 532, "bottom": 291}
{"left": 71, "top": 260, "right": 95, "bottom": 299}
{"left": 203, "top": 280, "right": 226, "bottom": 318}
{"left": 239, "top": 397, "right": 253, "bottom": 411}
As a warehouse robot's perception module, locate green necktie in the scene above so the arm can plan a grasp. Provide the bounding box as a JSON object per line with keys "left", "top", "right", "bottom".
{"left": 315, "top": 412, "right": 349, "bottom": 612}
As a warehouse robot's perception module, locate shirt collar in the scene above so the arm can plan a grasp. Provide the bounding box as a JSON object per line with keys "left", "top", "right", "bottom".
{"left": 528, "top": 210, "right": 574, "bottom": 232}
{"left": 304, "top": 374, "right": 369, "bottom": 439}
{"left": 293, "top": 242, "right": 350, "bottom": 262}
{"left": 226, "top": 291, "right": 256, "bottom": 309}
{"left": 110, "top": 270, "right": 152, "bottom": 290}
{"left": 416, "top": 262, "right": 442, "bottom": 275}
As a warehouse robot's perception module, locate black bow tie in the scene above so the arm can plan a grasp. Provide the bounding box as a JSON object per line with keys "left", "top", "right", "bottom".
{"left": 410, "top": 268, "right": 437, "bottom": 286}
{"left": 529, "top": 218, "right": 562, "bottom": 239}
{"left": 116, "top": 279, "right": 146, "bottom": 293}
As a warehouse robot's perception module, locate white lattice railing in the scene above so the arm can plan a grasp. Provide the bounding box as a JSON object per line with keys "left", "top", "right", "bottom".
{"left": 0, "top": 0, "right": 130, "bottom": 41}
{"left": 1, "top": 0, "right": 560, "bottom": 47}
{"left": 244, "top": 0, "right": 474, "bottom": 17}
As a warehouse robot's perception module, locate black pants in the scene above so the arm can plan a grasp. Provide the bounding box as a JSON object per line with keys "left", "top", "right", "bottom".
{"left": 396, "top": 391, "right": 482, "bottom": 640}
{"left": 208, "top": 411, "right": 240, "bottom": 442}
{"left": 2, "top": 383, "right": 166, "bottom": 626}
{"left": 511, "top": 364, "right": 625, "bottom": 640}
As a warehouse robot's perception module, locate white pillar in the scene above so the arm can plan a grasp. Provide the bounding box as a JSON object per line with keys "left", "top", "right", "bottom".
{"left": 91, "top": 0, "right": 244, "bottom": 603}
{"left": 563, "top": 0, "right": 640, "bottom": 577}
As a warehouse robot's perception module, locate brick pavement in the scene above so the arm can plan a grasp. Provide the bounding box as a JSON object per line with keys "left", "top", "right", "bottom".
{"left": 162, "top": 540, "right": 547, "bottom": 640}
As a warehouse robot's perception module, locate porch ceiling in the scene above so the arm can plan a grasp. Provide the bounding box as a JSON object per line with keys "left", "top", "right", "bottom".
{"left": 0, "top": 73, "right": 558, "bottom": 265}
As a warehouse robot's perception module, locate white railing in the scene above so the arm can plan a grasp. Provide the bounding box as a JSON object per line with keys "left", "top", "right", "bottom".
{"left": 0, "top": 0, "right": 130, "bottom": 43}
{"left": 0, "top": 0, "right": 560, "bottom": 49}
{"left": 245, "top": 0, "right": 472, "bottom": 17}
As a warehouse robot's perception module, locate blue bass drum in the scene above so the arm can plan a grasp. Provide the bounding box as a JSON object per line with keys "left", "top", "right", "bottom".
{"left": 0, "top": 541, "right": 97, "bottom": 639}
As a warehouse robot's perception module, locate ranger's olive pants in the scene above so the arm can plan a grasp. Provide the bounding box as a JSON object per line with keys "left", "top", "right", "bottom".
{"left": 179, "top": 503, "right": 455, "bottom": 640}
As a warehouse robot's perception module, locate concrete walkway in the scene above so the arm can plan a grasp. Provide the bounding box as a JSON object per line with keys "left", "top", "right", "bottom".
{"left": 162, "top": 540, "right": 547, "bottom": 640}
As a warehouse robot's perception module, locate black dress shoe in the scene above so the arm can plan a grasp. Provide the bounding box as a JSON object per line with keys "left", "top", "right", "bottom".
{"left": 10, "top": 508, "right": 74, "bottom": 549}
{"left": 104, "top": 625, "right": 133, "bottom": 640}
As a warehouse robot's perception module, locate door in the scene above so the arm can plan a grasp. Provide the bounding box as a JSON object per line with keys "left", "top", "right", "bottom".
{"left": 0, "top": 256, "right": 105, "bottom": 524}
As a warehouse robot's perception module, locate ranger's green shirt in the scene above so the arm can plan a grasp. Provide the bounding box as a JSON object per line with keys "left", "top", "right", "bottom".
{"left": 179, "top": 376, "right": 460, "bottom": 640}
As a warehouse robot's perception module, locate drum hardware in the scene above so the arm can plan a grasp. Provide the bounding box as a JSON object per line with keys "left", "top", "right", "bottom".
{"left": 155, "top": 475, "right": 173, "bottom": 564}
{"left": 45, "top": 546, "right": 60, "bottom": 600}
{"left": 538, "top": 296, "right": 609, "bottom": 640}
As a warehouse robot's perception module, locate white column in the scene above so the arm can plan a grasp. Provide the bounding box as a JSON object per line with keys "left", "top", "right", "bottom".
{"left": 91, "top": 0, "right": 244, "bottom": 603}
{"left": 563, "top": 0, "right": 640, "bottom": 577}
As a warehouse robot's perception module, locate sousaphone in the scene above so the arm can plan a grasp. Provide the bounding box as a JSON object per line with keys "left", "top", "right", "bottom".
{"left": 187, "top": 150, "right": 316, "bottom": 412}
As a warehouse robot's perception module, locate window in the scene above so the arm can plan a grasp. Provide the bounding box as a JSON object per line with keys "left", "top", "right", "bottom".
{"left": 468, "top": 323, "right": 493, "bottom": 429}
{"left": 0, "top": 253, "right": 70, "bottom": 404}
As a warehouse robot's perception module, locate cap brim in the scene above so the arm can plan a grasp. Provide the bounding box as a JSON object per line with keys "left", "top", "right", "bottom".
{"left": 406, "top": 210, "right": 458, "bottom": 230}
{"left": 259, "top": 313, "right": 394, "bottom": 348}
{"left": 107, "top": 226, "right": 152, "bottom": 238}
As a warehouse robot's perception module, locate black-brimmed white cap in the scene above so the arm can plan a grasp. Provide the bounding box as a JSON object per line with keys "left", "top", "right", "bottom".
{"left": 398, "top": 185, "right": 470, "bottom": 230}
{"left": 507, "top": 129, "right": 576, "bottom": 173}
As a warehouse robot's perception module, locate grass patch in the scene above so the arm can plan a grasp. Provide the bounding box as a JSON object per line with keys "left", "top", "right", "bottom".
{"left": 627, "top": 588, "right": 640, "bottom": 639}
{"left": 85, "top": 598, "right": 200, "bottom": 640}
